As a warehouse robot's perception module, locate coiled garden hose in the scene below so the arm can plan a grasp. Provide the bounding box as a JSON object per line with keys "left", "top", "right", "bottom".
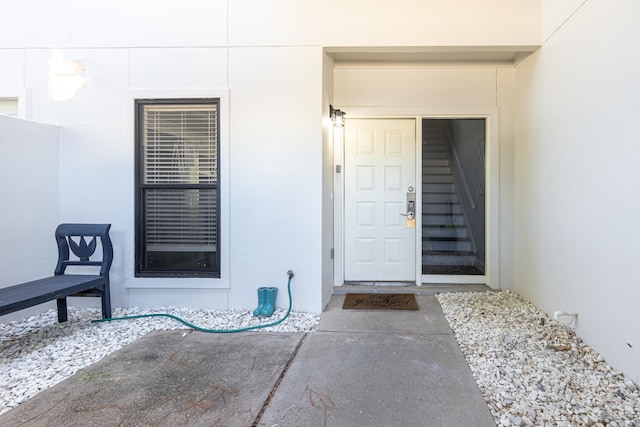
{"left": 92, "top": 270, "right": 295, "bottom": 333}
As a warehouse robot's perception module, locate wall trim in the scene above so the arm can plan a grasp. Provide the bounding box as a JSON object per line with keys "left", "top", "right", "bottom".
{"left": 125, "top": 88, "right": 230, "bottom": 290}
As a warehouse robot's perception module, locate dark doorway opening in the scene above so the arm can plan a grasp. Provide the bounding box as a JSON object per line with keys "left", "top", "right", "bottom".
{"left": 422, "top": 119, "right": 485, "bottom": 275}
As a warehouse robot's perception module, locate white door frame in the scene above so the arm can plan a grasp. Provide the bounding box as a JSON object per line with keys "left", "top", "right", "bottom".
{"left": 333, "top": 107, "right": 500, "bottom": 289}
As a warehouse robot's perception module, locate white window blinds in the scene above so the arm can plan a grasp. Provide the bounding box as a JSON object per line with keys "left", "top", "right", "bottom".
{"left": 144, "top": 188, "right": 217, "bottom": 251}
{"left": 142, "top": 104, "right": 218, "bottom": 253}
{"left": 143, "top": 105, "right": 217, "bottom": 185}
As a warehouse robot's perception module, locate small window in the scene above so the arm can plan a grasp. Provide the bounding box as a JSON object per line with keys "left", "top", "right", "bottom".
{"left": 0, "top": 98, "right": 19, "bottom": 116}
{"left": 135, "top": 99, "right": 220, "bottom": 277}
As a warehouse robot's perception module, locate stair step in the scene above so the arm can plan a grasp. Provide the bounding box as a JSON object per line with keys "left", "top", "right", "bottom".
{"left": 422, "top": 166, "right": 451, "bottom": 174}
{"left": 424, "top": 145, "right": 446, "bottom": 152}
{"left": 423, "top": 202, "right": 462, "bottom": 214}
{"left": 423, "top": 183, "right": 456, "bottom": 193}
{"left": 423, "top": 159, "right": 449, "bottom": 167}
{"left": 422, "top": 265, "right": 484, "bottom": 275}
{"left": 423, "top": 236, "right": 469, "bottom": 242}
{"left": 424, "top": 239, "right": 472, "bottom": 252}
{"left": 423, "top": 130, "right": 442, "bottom": 138}
{"left": 424, "top": 132, "right": 444, "bottom": 137}
{"left": 422, "top": 193, "right": 459, "bottom": 203}
{"left": 422, "top": 213, "right": 465, "bottom": 226}
{"left": 423, "top": 240, "right": 471, "bottom": 253}
{"left": 422, "top": 252, "right": 477, "bottom": 266}
{"left": 423, "top": 175, "right": 454, "bottom": 184}
{"left": 423, "top": 226, "right": 468, "bottom": 239}
{"left": 424, "top": 151, "right": 448, "bottom": 159}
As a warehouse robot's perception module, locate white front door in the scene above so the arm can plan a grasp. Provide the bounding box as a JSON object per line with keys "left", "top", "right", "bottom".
{"left": 344, "top": 119, "right": 416, "bottom": 282}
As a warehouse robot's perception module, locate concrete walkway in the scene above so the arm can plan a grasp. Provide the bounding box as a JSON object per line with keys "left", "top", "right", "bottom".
{"left": 0, "top": 294, "right": 496, "bottom": 426}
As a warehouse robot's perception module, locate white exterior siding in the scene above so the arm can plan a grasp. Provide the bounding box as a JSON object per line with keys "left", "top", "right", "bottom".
{"left": 0, "top": 116, "right": 59, "bottom": 320}
{"left": 3, "top": 0, "right": 639, "bottom": 390}
{"left": 226, "top": 46, "right": 324, "bottom": 313}
{"left": 228, "top": 0, "right": 540, "bottom": 47}
{"left": 515, "top": 0, "right": 640, "bottom": 385}
{"left": 0, "top": 1, "right": 540, "bottom": 315}
{"left": 0, "top": 1, "right": 540, "bottom": 50}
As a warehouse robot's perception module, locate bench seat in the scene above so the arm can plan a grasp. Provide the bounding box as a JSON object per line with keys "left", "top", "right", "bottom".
{"left": 0, "top": 224, "right": 113, "bottom": 323}
{"left": 0, "top": 275, "right": 107, "bottom": 320}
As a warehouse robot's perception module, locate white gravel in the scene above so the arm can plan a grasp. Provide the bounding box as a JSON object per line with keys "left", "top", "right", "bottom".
{"left": 3, "top": 292, "right": 640, "bottom": 426}
{"left": 437, "top": 290, "right": 640, "bottom": 427}
{"left": 0, "top": 306, "right": 318, "bottom": 415}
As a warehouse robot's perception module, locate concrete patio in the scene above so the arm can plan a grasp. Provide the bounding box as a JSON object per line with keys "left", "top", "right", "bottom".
{"left": 0, "top": 294, "right": 495, "bottom": 426}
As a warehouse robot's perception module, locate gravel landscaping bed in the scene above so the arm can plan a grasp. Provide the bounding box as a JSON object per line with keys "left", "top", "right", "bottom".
{"left": 0, "top": 306, "right": 319, "bottom": 415}
{"left": 437, "top": 291, "right": 640, "bottom": 427}
{"left": 2, "top": 293, "right": 639, "bottom": 426}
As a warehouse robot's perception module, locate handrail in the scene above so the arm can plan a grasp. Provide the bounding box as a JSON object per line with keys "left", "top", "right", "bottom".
{"left": 441, "top": 125, "right": 477, "bottom": 210}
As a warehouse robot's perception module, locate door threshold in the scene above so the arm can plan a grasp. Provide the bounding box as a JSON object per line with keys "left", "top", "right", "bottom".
{"left": 344, "top": 281, "right": 416, "bottom": 287}
{"left": 334, "top": 283, "right": 492, "bottom": 296}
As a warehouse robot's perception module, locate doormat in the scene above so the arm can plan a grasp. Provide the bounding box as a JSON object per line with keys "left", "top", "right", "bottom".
{"left": 342, "top": 293, "right": 419, "bottom": 310}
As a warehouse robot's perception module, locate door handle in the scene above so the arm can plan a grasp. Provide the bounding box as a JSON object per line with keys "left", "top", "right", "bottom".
{"left": 401, "top": 200, "right": 415, "bottom": 219}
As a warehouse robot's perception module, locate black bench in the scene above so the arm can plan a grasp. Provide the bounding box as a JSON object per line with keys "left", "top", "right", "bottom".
{"left": 0, "top": 223, "right": 113, "bottom": 323}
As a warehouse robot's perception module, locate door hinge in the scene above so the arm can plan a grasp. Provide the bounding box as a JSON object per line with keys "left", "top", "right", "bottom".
{"left": 336, "top": 165, "right": 341, "bottom": 173}
{"left": 330, "top": 248, "right": 334, "bottom": 260}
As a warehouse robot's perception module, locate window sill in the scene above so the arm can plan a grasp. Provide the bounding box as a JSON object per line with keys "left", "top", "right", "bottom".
{"left": 124, "top": 277, "right": 230, "bottom": 289}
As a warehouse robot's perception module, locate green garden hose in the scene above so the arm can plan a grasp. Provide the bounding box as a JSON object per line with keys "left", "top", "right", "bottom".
{"left": 92, "top": 270, "right": 295, "bottom": 333}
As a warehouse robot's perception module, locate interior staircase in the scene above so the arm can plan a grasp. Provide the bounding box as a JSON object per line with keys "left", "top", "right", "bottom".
{"left": 422, "top": 123, "right": 482, "bottom": 275}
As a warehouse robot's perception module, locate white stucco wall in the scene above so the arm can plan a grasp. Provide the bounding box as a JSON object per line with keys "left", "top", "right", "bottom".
{"left": 1, "top": 0, "right": 540, "bottom": 50}
{"left": 226, "top": 46, "right": 324, "bottom": 313}
{"left": 0, "top": 1, "right": 540, "bottom": 315}
{"left": 0, "top": 42, "right": 324, "bottom": 313}
{"left": 229, "top": 0, "right": 540, "bottom": 47}
{"left": 0, "top": 115, "right": 59, "bottom": 321}
{"left": 515, "top": 0, "right": 640, "bottom": 384}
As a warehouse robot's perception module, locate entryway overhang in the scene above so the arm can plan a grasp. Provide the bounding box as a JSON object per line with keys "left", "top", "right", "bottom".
{"left": 325, "top": 45, "right": 540, "bottom": 66}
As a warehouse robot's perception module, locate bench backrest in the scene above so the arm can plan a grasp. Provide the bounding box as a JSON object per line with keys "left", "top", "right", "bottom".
{"left": 54, "top": 223, "right": 113, "bottom": 277}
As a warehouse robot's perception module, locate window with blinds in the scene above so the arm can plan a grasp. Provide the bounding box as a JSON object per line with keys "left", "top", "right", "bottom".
{"left": 135, "top": 100, "right": 220, "bottom": 277}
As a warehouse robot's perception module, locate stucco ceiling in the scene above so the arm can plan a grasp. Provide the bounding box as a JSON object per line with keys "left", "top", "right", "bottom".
{"left": 327, "top": 46, "right": 539, "bottom": 65}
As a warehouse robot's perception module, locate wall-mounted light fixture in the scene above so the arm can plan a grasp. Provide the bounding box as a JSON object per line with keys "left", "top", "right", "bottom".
{"left": 329, "top": 104, "right": 345, "bottom": 127}
{"left": 48, "top": 49, "right": 86, "bottom": 101}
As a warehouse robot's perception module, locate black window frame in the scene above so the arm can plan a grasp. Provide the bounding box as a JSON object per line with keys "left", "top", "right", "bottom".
{"left": 135, "top": 98, "right": 221, "bottom": 278}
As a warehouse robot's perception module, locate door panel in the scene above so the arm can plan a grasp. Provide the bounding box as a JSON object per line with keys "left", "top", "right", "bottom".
{"left": 344, "top": 119, "right": 416, "bottom": 281}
